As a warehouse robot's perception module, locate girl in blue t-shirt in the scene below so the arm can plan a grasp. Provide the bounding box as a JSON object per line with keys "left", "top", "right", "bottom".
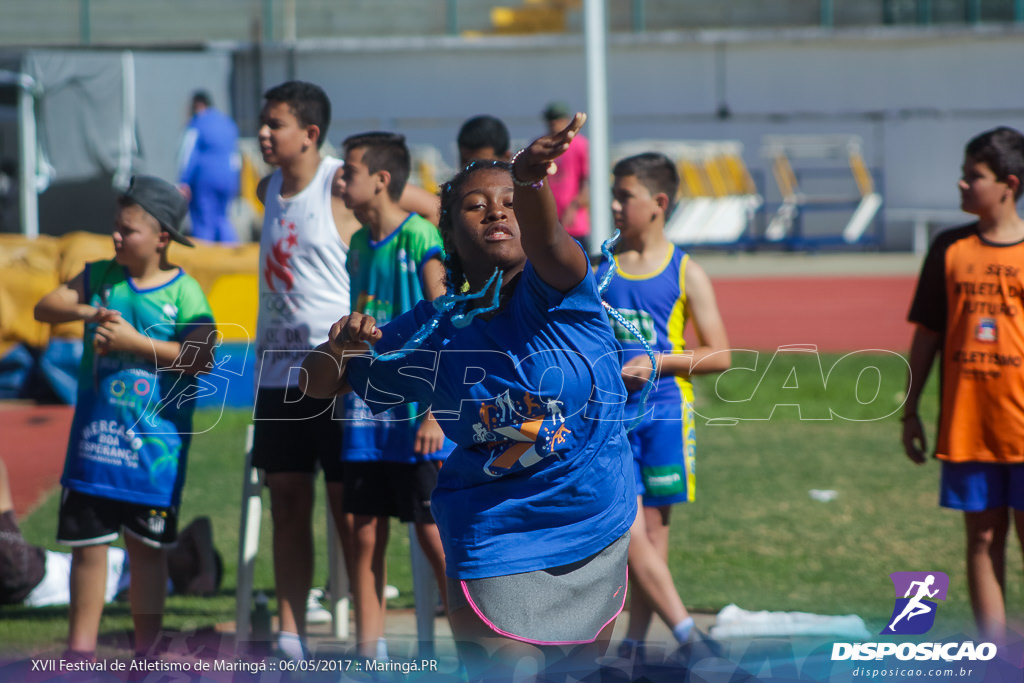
{"left": 302, "top": 114, "right": 636, "bottom": 676}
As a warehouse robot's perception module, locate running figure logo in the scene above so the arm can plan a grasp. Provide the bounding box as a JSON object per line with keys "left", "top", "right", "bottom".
{"left": 472, "top": 390, "right": 574, "bottom": 477}
{"left": 882, "top": 571, "right": 949, "bottom": 635}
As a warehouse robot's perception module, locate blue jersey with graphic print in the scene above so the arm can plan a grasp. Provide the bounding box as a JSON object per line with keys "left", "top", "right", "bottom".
{"left": 60, "top": 260, "right": 215, "bottom": 508}
{"left": 346, "top": 262, "right": 637, "bottom": 579}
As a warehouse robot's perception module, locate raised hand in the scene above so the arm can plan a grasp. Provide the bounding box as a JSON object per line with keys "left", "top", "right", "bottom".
{"left": 512, "top": 112, "right": 587, "bottom": 185}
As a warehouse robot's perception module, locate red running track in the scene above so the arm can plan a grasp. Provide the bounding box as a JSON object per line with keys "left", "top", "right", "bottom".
{"left": 1, "top": 274, "right": 919, "bottom": 517}
{"left": 709, "top": 275, "right": 917, "bottom": 354}
{"left": 2, "top": 404, "right": 73, "bottom": 517}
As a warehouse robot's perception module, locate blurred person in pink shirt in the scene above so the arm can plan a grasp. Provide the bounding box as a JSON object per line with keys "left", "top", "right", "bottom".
{"left": 543, "top": 101, "right": 591, "bottom": 254}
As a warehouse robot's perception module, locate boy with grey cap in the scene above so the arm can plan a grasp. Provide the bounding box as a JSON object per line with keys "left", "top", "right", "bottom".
{"left": 34, "top": 174, "right": 218, "bottom": 661}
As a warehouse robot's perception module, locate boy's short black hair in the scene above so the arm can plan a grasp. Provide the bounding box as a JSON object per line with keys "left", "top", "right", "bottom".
{"left": 263, "top": 81, "right": 331, "bottom": 149}
{"left": 342, "top": 132, "right": 411, "bottom": 202}
{"left": 613, "top": 152, "right": 681, "bottom": 214}
{"left": 457, "top": 115, "right": 511, "bottom": 158}
{"left": 966, "top": 127, "right": 1024, "bottom": 200}
{"left": 191, "top": 90, "right": 211, "bottom": 108}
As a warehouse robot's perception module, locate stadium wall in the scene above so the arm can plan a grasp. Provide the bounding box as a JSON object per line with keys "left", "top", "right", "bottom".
{"left": 234, "top": 25, "right": 1023, "bottom": 246}
{"left": 2, "top": 25, "right": 1022, "bottom": 243}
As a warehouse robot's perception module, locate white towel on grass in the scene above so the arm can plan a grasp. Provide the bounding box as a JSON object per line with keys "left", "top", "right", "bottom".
{"left": 710, "top": 603, "right": 871, "bottom": 640}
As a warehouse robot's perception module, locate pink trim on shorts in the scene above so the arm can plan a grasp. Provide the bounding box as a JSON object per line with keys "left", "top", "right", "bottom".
{"left": 460, "top": 567, "right": 629, "bottom": 646}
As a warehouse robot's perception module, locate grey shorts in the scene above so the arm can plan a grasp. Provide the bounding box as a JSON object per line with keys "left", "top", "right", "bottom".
{"left": 447, "top": 531, "right": 629, "bottom": 645}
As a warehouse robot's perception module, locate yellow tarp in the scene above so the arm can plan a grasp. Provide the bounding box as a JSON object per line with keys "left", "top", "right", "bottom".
{"left": 0, "top": 233, "right": 261, "bottom": 348}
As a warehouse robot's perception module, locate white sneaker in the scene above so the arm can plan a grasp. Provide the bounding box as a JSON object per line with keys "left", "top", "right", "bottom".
{"left": 306, "top": 588, "right": 332, "bottom": 624}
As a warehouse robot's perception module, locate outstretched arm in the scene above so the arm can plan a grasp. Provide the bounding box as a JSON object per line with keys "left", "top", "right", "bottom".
{"left": 300, "top": 312, "right": 382, "bottom": 399}
{"left": 511, "top": 113, "right": 590, "bottom": 293}
{"left": 34, "top": 270, "right": 106, "bottom": 324}
{"left": 903, "top": 581, "right": 922, "bottom": 598}
{"left": 621, "top": 260, "right": 731, "bottom": 391}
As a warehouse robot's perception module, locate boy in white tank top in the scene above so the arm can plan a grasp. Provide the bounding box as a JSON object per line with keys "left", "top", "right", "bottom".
{"left": 253, "top": 81, "right": 355, "bottom": 661}
{"left": 252, "top": 81, "right": 441, "bottom": 661}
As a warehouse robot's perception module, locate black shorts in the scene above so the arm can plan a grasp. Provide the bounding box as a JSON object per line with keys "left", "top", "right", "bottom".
{"left": 252, "top": 387, "right": 344, "bottom": 481}
{"left": 0, "top": 510, "right": 47, "bottom": 605}
{"left": 57, "top": 489, "right": 179, "bottom": 548}
{"left": 343, "top": 461, "right": 438, "bottom": 524}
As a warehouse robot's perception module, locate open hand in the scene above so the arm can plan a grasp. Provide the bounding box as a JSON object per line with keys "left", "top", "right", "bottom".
{"left": 414, "top": 413, "right": 445, "bottom": 456}
{"left": 513, "top": 112, "right": 587, "bottom": 185}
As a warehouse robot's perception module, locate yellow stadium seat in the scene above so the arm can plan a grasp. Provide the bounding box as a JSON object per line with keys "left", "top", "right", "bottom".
{"left": 491, "top": 5, "right": 566, "bottom": 33}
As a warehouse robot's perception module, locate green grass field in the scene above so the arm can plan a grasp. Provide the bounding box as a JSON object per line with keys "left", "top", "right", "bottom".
{"left": 2, "top": 351, "right": 1020, "bottom": 657}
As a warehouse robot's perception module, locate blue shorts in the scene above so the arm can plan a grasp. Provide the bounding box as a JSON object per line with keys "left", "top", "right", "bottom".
{"left": 939, "top": 461, "right": 1024, "bottom": 512}
{"left": 628, "top": 399, "right": 695, "bottom": 507}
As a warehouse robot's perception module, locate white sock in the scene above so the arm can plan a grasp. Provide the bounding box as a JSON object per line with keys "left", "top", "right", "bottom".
{"left": 672, "top": 616, "right": 695, "bottom": 644}
{"left": 375, "top": 637, "right": 388, "bottom": 660}
{"left": 277, "top": 631, "right": 307, "bottom": 661}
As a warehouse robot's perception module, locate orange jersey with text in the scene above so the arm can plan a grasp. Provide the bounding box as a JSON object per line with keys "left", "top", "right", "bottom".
{"left": 908, "top": 224, "right": 1024, "bottom": 463}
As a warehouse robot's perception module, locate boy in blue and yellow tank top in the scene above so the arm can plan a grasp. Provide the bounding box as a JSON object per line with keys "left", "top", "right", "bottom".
{"left": 35, "top": 175, "right": 217, "bottom": 661}
{"left": 597, "top": 153, "right": 731, "bottom": 657}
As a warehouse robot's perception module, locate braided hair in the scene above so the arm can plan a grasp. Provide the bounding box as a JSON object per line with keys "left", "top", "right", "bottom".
{"left": 375, "top": 160, "right": 510, "bottom": 362}
{"left": 438, "top": 159, "right": 513, "bottom": 293}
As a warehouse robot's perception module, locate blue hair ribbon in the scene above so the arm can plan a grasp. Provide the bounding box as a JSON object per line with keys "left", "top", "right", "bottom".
{"left": 376, "top": 268, "right": 504, "bottom": 362}
{"left": 598, "top": 229, "right": 658, "bottom": 433}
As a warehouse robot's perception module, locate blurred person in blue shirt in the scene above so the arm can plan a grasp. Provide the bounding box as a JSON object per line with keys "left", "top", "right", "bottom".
{"left": 177, "top": 90, "right": 241, "bottom": 243}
